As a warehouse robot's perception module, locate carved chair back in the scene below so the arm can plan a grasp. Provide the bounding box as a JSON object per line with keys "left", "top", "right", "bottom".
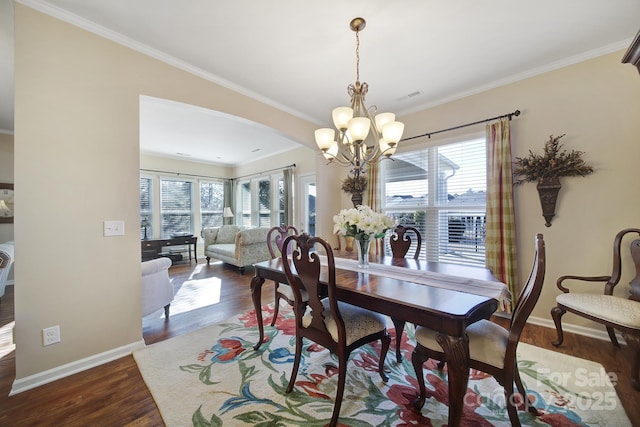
{"left": 267, "top": 225, "right": 299, "bottom": 259}
{"left": 389, "top": 225, "right": 422, "bottom": 259}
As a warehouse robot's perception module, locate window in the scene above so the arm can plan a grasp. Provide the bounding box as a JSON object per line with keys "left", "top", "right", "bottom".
{"left": 383, "top": 137, "right": 486, "bottom": 266}
{"left": 277, "top": 177, "right": 285, "bottom": 226}
{"left": 200, "top": 181, "right": 224, "bottom": 228}
{"left": 237, "top": 174, "right": 283, "bottom": 227}
{"left": 160, "top": 179, "right": 193, "bottom": 237}
{"left": 140, "top": 177, "right": 153, "bottom": 239}
{"left": 258, "top": 178, "right": 271, "bottom": 227}
{"left": 239, "top": 181, "right": 252, "bottom": 227}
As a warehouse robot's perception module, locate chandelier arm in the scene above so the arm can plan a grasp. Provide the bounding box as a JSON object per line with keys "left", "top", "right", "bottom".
{"left": 325, "top": 156, "right": 353, "bottom": 168}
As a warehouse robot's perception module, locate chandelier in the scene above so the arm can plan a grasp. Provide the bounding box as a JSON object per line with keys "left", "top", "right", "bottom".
{"left": 314, "top": 17, "right": 404, "bottom": 177}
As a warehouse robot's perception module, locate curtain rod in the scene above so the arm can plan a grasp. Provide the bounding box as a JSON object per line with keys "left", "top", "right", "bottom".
{"left": 401, "top": 109, "right": 521, "bottom": 142}
{"left": 232, "top": 163, "right": 296, "bottom": 181}
{"left": 140, "top": 168, "right": 229, "bottom": 181}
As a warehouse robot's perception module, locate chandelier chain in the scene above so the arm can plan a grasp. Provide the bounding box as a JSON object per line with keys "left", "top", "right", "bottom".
{"left": 355, "top": 29, "right": 360, "bottom": 83}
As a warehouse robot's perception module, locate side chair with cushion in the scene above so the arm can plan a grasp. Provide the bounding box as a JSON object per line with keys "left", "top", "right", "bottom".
{"left": 282, "top": 233, "right": 391, "bottom": 427}
{"left": 551, "top": 227, "right": 640, "bottom": 390}
{"left": 388, "top": 225, "right": 423, "bottom": 362}
{"left": 267, "top": 224, "right": 306, "bottom": 325}
{"left": 411, "top": 233, "right": 546, "bottom": 426}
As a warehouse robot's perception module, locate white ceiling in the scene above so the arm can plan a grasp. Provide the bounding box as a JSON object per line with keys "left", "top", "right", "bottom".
{"left": 2, "top": 0, "right": 640, "bottom": 165}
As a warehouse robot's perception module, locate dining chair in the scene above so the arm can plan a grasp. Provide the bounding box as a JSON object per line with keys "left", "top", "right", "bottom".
{"left": 267, "top": 224, "right": 304, "bottom": 326}
{"left": 551, "top": 227, "right": 640, "bottom": 391}
{"left": 281, "top": 233, "right": 391, "bottom": 427}
{"left": 387, "top": 225, "right": 422, "bottom": 364}
{"left": 389, "top": 225, "right": 422, "bottom": 260}
{"left": 411, "top": 233, "right": 545, "bottom": 426}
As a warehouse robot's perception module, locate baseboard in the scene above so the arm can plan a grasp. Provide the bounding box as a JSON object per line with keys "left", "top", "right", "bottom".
{"left": 527, "top": 315, "right": 626, "bottom": 344}
{"left": 9, "top": 339, "right": 146, "bottom": 395}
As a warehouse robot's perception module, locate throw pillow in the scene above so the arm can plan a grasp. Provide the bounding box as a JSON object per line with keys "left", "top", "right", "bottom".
{"left": 217, "top": 225, "right": 240, "bottom": 244}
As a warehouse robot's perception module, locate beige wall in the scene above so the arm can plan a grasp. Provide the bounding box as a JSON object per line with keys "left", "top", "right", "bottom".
{"left": 0, "top": 133, "right": 13, "bottom": 243}
{"left": 13, "top": 4, "right": 317, "bottom": 382}
{"left": 317, "top": 50, "right": 640, "bottom": 330}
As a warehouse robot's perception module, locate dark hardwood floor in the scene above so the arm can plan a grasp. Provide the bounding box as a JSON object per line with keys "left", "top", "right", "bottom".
{"left": 0, "top": 259, "right": 637, "bottom": 426}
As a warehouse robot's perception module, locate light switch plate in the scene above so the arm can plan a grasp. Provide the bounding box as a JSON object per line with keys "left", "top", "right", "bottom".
{"left": 104, "top": 220, "right": 125, "bottom": 236}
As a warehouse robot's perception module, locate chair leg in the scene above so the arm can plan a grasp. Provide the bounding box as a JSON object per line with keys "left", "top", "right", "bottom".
{"left": 606, "top": 326, "right": 620, "bottom": 347}
{"left": 514, "top": 367, "right": 539, "bottom": 416}
{"left": 271, "top": 284, "right": 281, "bottom": 327}
{"left": 330, "top": 352, "right": 348, "bottom": 427}
{"left": 379, "top": 330, "right": 391, "bottom": 382}
{"left": 550, "top": 306, "right": 566, "bottom": 346}
{"left": 286, "top": 335, "right": 303, "bottom": 394}
{"left": 623, "top": 333, "right": 640, "bottom": 391}
{"left": 163, "top": 304, "right": 170, "bottom": 318}
{"left": 410, "top": 345, "right": 429, "bottom": 412}
{"left": 206, "top": 256, "right": 210, "bottom": 265}
{"left": 504, "top": 378, "right": 522, "bottom": 427}
{"left": 391, "top": 317, "right": 405, "bottom": 363}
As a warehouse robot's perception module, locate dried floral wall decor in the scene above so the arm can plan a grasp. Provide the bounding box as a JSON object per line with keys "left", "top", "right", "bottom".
{"left": 513, "top": 134, "right": 594, "bottom": 227}
{"left": 341, "top": 174, "right": 368, "bottom": 207}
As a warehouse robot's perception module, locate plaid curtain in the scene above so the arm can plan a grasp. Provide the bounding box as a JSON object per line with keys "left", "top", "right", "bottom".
{"left": 485, "top": 119, "right": 518, "bottom": 311}
{"left": 366, "top": 163, "right": 384, "bottom": 255}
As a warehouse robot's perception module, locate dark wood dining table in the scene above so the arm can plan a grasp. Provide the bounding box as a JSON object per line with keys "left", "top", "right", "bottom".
{"left": 250, "top": 254, "right": 502, "bottom": 427}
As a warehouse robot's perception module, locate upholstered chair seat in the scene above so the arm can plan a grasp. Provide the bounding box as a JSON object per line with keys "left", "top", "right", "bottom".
{"left": 415, "top": 319, "right": 508, "bottom": 368}
{"left": 304, "top": 299, "right": 388, "bottom": 346}
{"left": 556, "top": 294, "right": 640, "bottom": 329}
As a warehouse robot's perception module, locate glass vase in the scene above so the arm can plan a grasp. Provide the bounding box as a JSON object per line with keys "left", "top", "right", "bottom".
{"left": 356, "top": 237, "right": 370, "bottom": 268}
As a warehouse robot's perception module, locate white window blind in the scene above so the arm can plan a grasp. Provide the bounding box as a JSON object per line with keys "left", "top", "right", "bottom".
{"left": 383, "top": 137, "right": 486, "bottom": 266}
{"left": 160, "top": 179, "right": 193, "bottom": 238}
{"left": 200, "top": 181, "right": 224, "bottom": 228}
{"left": 258, "top": 178, "right": 271, "bottom": 227}
{"left": 240, "top": 181, "right": 251, "bottom": 227}
{"left": 139, "top": 177, "right": 153, "bottom": 239}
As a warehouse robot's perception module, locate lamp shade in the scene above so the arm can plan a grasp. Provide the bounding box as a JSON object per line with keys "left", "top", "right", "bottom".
{"left": 322, "top": 143, "right": 339, "bottom": 161}
{"left": 332, "top": 107, "right": 353, "bottom": 131}
{"left": 223, "top": 207, "right": 234, "bottom": 218}
{"left": 347, "top": 117, "right": 371, "bottom": 142}
{"left": 314, "top": 128, "right": 335, "bottom": 151}
{"left": 382, "top": 121, "right": 404, "bottom": 145}
{"left": 374, "top": 113, "right": 395, "bottom": 132}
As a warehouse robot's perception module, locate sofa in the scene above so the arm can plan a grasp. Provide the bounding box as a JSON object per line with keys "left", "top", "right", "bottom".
{"left": 0, "top": 241, "right": 14, "bottom": 302}
{"left": 141, "top": 257, "right": 174, "bottom": 317}
{"left": 201, "top": 225, "right": 271, "bottom": 274}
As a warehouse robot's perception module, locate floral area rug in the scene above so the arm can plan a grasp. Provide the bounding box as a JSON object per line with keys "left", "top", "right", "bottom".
{"left": 133, "top": 304, "right": 631, "bottom": 426}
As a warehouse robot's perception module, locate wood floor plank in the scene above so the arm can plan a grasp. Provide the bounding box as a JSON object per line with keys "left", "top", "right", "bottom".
{"left": 0, "top": 260, "right": 637, "bottom": 426}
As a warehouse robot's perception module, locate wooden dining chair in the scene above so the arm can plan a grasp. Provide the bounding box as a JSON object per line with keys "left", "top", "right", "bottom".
{"left": 267, "top": 225, "right": 304, "bottom": 326}
{"left": 411, "top": 233, "right": 546, "bottom": 426}
{"left": 388, "top": 225, "right": 422, "bottom": 363}
{"left": 551, "top": 228, "right": 640, "bottom": 391}
{"left": 281, "top": 233, "right": 391, "bottom": 427}
{"left": 389, "top": 225, "right": 422, "bottom": 260}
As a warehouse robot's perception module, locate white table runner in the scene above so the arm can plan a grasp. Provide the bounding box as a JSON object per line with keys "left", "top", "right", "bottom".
{"left": 325, "top": 255, "right": 511, "bottom": 311}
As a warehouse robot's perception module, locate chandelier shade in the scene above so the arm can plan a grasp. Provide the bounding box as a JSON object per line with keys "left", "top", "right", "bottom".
{"left": 315, "top": 17, "right": 404, "bottom": 177}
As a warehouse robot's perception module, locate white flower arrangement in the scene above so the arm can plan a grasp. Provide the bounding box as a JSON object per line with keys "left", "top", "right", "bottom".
{"left": 333, "top": 205, "right": 394, "bottom": 241}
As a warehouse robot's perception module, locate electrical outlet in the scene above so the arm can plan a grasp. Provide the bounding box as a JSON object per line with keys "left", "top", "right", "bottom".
{"left": 43, "top": 325, "right": 61, "bottom": 346}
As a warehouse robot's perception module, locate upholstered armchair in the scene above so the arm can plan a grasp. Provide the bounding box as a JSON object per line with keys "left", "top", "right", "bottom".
{"left": 0, "top": 241, "right": 14, "bottom": 302}
{"left": 141, "top": 257, "right": 174, "bottom": 318}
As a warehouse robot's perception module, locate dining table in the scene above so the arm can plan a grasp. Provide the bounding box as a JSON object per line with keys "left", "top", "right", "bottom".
{"left": 249, "top": 252, "right": 507, "bottom": 427}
